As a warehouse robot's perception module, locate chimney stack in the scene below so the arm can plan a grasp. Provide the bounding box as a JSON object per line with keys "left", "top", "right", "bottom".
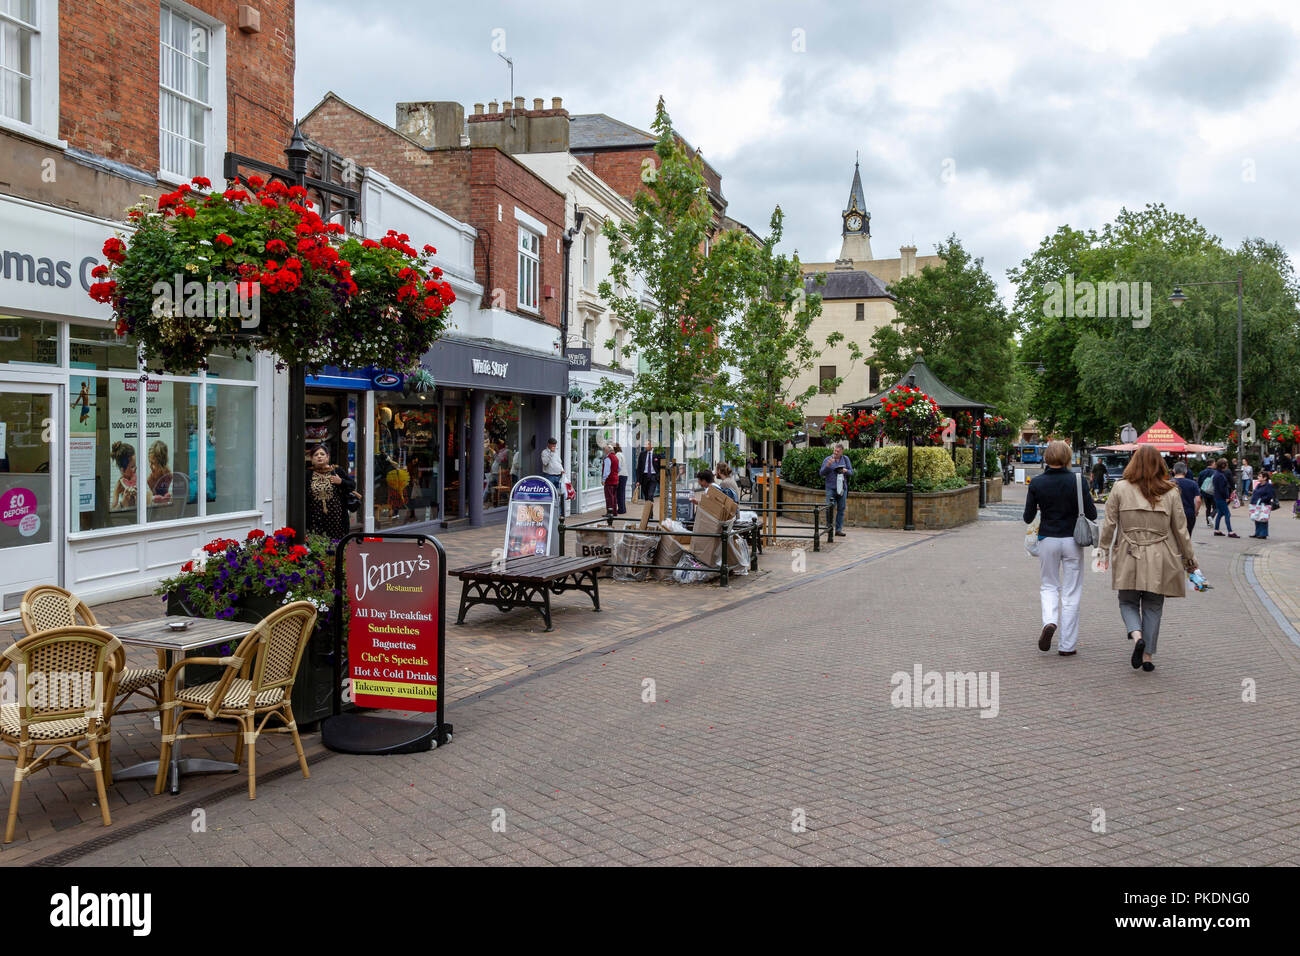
{"left": 900, "top": 244, "right": 917, "bottom": 277}
{"left": 551, "top": 96, "right": 563, "bottom": 110}
{"left": 473, "top": 103, "right": 484, "bottom": 115}
{"left": 488, "top": 99, "right": 498, "bottom": 113}
{"left": 395, "top": 101, "right": 465, "bottom": 149}
{"left": 533, "top": 97, "right": 543, "bottom": 111}
{"left": 513, "top": 96, "right": 525, "bottom": 110}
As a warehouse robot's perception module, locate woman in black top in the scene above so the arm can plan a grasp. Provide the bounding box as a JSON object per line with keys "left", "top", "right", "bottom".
{"left": 306, "top": 444, "right": 356, "bottom": 541}
{"left": 1024, "top": 441, "right": 1098, "bottom": 656}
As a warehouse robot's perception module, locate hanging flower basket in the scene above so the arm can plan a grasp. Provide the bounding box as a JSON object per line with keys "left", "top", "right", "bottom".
{"left": 90, "top": 175, "right": 454, "bottom": 373}
{"left": 1264, "top": 421, "right": 1299, "bottom": 445}
{"left": 880, "top": 386, "right": 943, "bottom": 444}
{"left": 983, "top": 414, "right": 1012, "bottom": 439}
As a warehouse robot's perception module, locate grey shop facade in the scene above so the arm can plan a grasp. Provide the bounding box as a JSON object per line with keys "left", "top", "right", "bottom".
{"left": 313, "top": 337, "right": 567, "bottom": 535}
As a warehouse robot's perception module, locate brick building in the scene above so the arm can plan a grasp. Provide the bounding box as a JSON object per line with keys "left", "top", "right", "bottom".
{"left": 0, "top": 0, "right": 295, "bottom": 614}
{"left": 300, "top": 93, "right": 569, "bottom": 526}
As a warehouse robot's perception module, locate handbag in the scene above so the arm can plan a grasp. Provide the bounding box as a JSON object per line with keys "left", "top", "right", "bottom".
{"left": 1073, "top": 472, "right": 1099, "bottom": 547}
{"left": 1250, "top": 503, "right": 1271, "bottom": 523}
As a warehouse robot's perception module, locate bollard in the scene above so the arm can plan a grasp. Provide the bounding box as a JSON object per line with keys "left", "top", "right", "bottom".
{"left": 827, "top": 505, "right": 834, "bottom": 545}
{"left": 558, "top": 513, "right": 565, "bottom": 556}
{"left": 719, "top": 526, "right": 729, "bottom": 587}
{"left": 813, "top": 503, "right": 820, "bottom": 552}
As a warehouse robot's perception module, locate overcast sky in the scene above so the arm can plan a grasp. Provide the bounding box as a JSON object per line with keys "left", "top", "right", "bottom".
{"left": 295, "top": 0, "right": 1299, "bottom": 304}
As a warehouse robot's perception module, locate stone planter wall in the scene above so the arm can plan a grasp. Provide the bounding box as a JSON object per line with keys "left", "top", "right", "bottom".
{"left": 984, "top": 476, "right": 1003, "bottom": 503}
{"left": 778, "top": 481, "right": 978, "bottom": 530}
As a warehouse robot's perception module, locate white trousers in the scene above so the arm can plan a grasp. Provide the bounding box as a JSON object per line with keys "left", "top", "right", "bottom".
{"left": 1038, "top": 536, "right": 1083, "bottom": 652}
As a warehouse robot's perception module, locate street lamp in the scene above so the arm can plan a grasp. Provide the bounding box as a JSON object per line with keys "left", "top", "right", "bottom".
{"left": 1169, "top": 270, "right": 1245, "bottom": 428}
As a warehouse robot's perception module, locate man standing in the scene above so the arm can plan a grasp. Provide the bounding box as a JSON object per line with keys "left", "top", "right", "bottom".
{"left": 636, "top": 440, "right": 662, "bottom": 506}
{"left": 540, "top": 437, "right": 565, "bottom": 495}
{"left": 1172, "top": 461, "right": 1201, "bottom": 537}
{"left": 819, "top": 443, "right": 853, "bottom": 537}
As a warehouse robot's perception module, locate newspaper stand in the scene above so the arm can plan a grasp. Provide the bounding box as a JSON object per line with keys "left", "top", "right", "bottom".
{"left": 321, "top": 531, "right": 452, "bottom": 755}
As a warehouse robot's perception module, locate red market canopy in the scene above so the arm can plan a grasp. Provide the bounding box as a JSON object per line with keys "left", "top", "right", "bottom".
{"left": 1099, "top": 420, "right": 1225, "bottom": 454}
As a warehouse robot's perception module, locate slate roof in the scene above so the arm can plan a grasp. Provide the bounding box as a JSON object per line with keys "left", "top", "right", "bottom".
{"left": 846, "top": 354, "right": 987, "bottom": 411}
{"left": 805, "top": 270, "right": 894, "bottom": 300}
{"left": 569, "top": 114, "right": 657, "bottom": 149}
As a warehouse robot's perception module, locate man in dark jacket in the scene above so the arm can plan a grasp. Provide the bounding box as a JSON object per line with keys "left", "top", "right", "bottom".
{"left": 1172, "top": 461, "right": 1201, "bottom": 536}
{"left": 1210, "top": 458, "right": 1237, "bottom": 537}
{"left": 1196, "top": 462, "right": 1218, "bottom": 526}
{"left": 635, "top": 440, "right": 662, "bottom": 505}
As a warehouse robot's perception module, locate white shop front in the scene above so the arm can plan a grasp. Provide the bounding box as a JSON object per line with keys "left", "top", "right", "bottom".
{"left": 0, "top": 194, "right": 276, "bottom": 619}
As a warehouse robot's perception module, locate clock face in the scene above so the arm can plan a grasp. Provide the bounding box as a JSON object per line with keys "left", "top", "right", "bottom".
{"left": 846, "top": 214, "right": 863, "bottom": 231}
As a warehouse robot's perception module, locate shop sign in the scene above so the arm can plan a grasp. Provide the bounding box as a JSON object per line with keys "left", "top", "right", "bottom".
{"left": 0, "top": 195, "right": 120, "bottom": 322}
{"left": 503, "top": 475, "right": 559, "bottom": 558}
{"left": 344, "top": 537, "right": 441, "bottom": 712}
{"left": 471, "top": 358, "right": 509, "bottom": 378}
{"left": 564, "top": 348, "right": 591, "bottom": 371}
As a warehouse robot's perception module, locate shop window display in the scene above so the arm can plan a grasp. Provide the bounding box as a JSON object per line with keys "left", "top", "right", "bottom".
{"left": 374, "top": 399, "right": 439, "bottom": 529}
{"left": 483, "top": 394, "right": 521, "bottom": 509}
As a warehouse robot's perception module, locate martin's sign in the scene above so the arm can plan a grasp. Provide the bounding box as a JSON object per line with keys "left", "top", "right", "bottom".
{"left": 471, "top": 358, "right": 509, "bottom": 378}
{"left": 0, "top": 195, "right": 120, "bottom": 322}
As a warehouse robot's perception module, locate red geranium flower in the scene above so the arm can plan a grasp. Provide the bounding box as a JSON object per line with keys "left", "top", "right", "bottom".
{"left": 102, "top": 237, "right": 127, "bottom": 263}
{"left": 246, "top": 529, "right": 266, "bottom": 540}
{"left": 190, "top": 175, "right": 211, "bottom": 189}
{"left": 215, "top": 233, "right": 234, "bottom": 247}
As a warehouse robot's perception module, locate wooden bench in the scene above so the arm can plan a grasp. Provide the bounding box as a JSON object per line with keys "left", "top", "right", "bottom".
{"left": 448, "top": 555, "right": 606, "bottom": 631}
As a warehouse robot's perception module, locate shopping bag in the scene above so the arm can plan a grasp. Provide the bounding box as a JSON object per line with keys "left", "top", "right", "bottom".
{"left": 563, "top": 472, "right": 575, "bottom": 501}
{"left": 1024, "top": 517, "right": 1040, "bottom": 557}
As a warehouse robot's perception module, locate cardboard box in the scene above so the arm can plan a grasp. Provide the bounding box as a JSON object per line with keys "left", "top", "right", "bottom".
{"left": 690, "top": 507, "right": 727, "bottom": 566}
{"left": 638, "top": 500, "right": 655, "bottom": 530}
{"left": 575, "top": 528, "right": 622, "bottom": 578}
{"left": 658, "top": 519, "right": 691, "bottom": 547}
{"left": 697, "top": 484, "right": 739, "bottom": 522}
{"left": 651, "top": 534, "right": 688, "bottom": 581}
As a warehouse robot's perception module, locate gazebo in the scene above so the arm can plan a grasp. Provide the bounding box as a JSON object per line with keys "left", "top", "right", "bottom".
{"left": 845, "top": 351, "right": 990, "bottom": 516}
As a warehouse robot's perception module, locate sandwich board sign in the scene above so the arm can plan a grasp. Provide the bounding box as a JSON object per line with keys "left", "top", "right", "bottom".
{"left": 503, "top": 475, "right": 559, "bottom": 559}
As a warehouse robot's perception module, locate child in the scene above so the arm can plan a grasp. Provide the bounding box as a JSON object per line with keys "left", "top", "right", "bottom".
{"left": 110, "top": 442, "right": 137, "bottom": 511}
{"left": 1249, "top": 472, "right": 1276, "bottom": 539}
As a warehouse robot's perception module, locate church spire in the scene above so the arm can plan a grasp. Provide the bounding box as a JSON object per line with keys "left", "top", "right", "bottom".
{"left": 845, "top": 158, "right": 868, "bottom": 221}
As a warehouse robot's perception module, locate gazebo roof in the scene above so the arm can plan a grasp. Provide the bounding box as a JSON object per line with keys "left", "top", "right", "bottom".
{"left": 845, "top": 353, "right": 987, "bottom": 412}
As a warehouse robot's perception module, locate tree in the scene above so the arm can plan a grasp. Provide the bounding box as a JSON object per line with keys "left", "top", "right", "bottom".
{"left": 868, "top": 235, "right": 1018, "bottom": 410}
{"left": 591, "top": 97, "right": 749, "bottom": 443}
{"left": 1013, "top": 204, "right": 1300, "bottom": 445}
{"left": 724, "top": 206, "right": 847, "bottom": 453}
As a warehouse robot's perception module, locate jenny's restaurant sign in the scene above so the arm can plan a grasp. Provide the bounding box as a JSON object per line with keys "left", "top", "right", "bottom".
{"left": 345, "top": 538, "right": 441, "bottom": 712}
{"left": 0, "top": 195, "right": 117, "bottom": 322}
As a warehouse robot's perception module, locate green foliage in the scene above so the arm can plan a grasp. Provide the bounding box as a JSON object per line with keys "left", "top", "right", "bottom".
{"left": 868, "top": 446, "right": 958, "bottom": 483}
{"left": 592, "top": 97, "right": 747, "bottom": 427}
{"left": 869, "top": 235, "right": 1018, "bottom": 411}
{"left": 724, "top": 207, "right": 833, "bottom": 445}
{"left": 1012, "top": 203, "right": 1300, "bottom": 445}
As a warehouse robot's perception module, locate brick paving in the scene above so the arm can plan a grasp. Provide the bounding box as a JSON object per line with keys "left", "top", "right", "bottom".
{"left": 0, "top": 503, "right": 914, "bottom": 863}
{"left": 57, "top": 483, "right": 1300, "bottom": 866}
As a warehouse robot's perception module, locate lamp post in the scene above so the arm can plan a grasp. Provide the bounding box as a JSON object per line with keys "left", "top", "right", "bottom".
{"left": 1169, "top": 270, "right": 1245, "bottom": 437}
{"left": 903, "top": 371, "right": 916, "bottom": 531}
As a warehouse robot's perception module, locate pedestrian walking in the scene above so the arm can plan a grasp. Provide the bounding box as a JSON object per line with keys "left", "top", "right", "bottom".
{"left": 1171, "top": 461, "right": 1201, "bottom": 537}
{"left": 1240, "top": 459, "right": 1253, "bottom": 497}
{"left": 1196, "top": 461, "right": 1218, "bottom": 527}
{"left": 1091, "top": 459, "right": 1107, "bottom": 496}
{"left": 614, "top": 443, "right": 628, "bottom": 515}
{"left": 306, "top": 443, "right": 355, "bottom": 541}
{"left": 636, "top": 440, "right": 662, "bottom": 506}
{"left": 1097, "top": 444, "right": 1197, "bottom": 673}
{"left": 819, "top": 443, "right": 853, "bottom": 537}
{"left": 1209, "top": 458, "right": 1238, "bottom": 537}
{"left": 601, "top": 443, "right": 620, "bottom": 519}
{"left": 1023, "top": 440, "right": 1097, "bottom": 656}
{"left": 1249, "top": 472, "right": 1276, "bottom": 539}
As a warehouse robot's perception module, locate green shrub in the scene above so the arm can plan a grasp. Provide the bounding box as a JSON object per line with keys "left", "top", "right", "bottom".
{"left": 867, "top": 445, "right": 957, "bottom": 483}
{"left": 778, "top": 447, "right": 823, "bottom": 489}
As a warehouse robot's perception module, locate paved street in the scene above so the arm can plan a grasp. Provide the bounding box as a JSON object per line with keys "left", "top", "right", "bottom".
{"left": 69, "top": 484, "right": 1300, "bottom": 866}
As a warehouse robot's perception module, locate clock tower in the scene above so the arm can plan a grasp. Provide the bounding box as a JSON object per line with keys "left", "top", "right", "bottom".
{"left": 839, "top": 160, "right": 873, "bottom": 263}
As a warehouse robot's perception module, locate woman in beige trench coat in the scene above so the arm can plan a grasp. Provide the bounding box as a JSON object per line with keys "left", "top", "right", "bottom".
{"left": 1097, "top": 445, "right": 1197, "bottom": 673}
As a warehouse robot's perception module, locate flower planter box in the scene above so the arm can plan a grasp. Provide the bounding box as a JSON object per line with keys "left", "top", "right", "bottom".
{"left": 778, "top": 480, "right": 978, "bottom": 530}
{"left": 165, "top": 591, "right": 342, "bottom": 728}
{"left": 1275, "top": 482, "right": 1298, "bottom": 501}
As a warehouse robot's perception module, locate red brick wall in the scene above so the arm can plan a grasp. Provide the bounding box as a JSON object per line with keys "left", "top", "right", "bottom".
{"left": 59, "top": 0, "right": 295, "bottom": 175}
{"left": 575, "top": 145, "right": 724, "bottom": 227}
{"left": 303, "top": 98, "right": 564, "bottom": 327}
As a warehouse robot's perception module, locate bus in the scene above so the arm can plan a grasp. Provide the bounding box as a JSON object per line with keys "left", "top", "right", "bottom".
{"left": 1014, "top": 443, "right": 1045, "bottom": 464}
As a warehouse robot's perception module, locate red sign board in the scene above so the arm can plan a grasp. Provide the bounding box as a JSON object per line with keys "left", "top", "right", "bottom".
{"left": 344, "top": 537, "right": 440, "bottom": 712}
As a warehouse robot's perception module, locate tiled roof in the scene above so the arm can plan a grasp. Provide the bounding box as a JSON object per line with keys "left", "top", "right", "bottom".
{"left": 569, "top": 114, "right": 657, "bottom": 149}
{"left": 806, "top": 270, "right": 894, "bottom": 300}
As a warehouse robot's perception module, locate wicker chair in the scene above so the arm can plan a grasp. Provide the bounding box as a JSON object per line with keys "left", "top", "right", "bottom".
{"left": 154, "top": 601, "right": 317, "bottom": 800}
{"left": 0, "top": 627, "right": 123, "bottom": 843}
{"left": 20, "top": 585, "right": 166, "bottom": 720}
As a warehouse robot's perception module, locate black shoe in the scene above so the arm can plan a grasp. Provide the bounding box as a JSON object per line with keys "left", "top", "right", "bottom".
{"left": 1130, "top": 638, "right": 1146, "bottom": 669}
{"left": 1058, "top": 650, "right": 1076, "bottom": 656}
{"left": 835, "top": 531, "right": 846, "bottom": 537}
{"left": 1038, "top": 623, "right": 1056, "bottom": 652}
{"left": 1141, "top": 661, "right": 1155, "bottom": 672}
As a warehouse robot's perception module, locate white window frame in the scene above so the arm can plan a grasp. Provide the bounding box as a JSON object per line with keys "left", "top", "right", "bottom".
{"left": 517, "top": 225, "right": 540, "bottom": 315}
{"left": 157, "top": 0, "right": 226, "bottom": 186}
{"left": 0, "top": 0, "right": 63, "bottom": 146}
{"left": 580, "top": 231, "right": 592, "bottom": 290}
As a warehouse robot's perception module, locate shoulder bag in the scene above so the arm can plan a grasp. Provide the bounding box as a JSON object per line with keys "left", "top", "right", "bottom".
{"left": 1073, "top": 472, "right": 1099, "bottom": 547}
